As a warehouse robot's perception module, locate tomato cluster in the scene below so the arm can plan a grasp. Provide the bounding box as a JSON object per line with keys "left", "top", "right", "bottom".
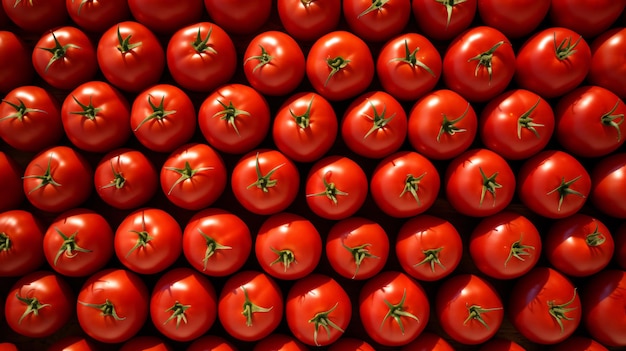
{"left": 1, "top": 1, "right": 626, "bottom": 350}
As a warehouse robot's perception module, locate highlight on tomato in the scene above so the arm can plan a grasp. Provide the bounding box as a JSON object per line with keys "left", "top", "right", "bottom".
{"left": 0, "top": 210, "right": 45, "bottom": 277}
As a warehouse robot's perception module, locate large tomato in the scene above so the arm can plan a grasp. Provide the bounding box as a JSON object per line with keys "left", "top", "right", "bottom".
{"left": 128, "top": 0, "right": 203, "bottom": 34}
{"left": 549, "top": 0, "right": 626, "bottom": 38}
{"left": 477, "top": 0, "right": 550, "bottom": 38}
{"left": 2, "top": 0, "right": 67, "bottom": 33}
{"left": 591, "top": 152, "right": 626, "bottom": 218}
{"left": 203, "top": 0, "right": 271, "bottom": 35}
{"left": 0, "top": 31, "right": 33, "bottom": 93}
{"left": 0, "top": 152, "right": 23, "bottom": 212}
{"left": 65, "top": 0, "right": 130, "bottom": 33}
{"left": 342, "top": 0, "right": 410, "bottom": 42}
{"left": 277, "top": 0, "right": 341, "bottom": 42}
{"left": 0, "top": 210, "right": 44, "bottom": 277}
{"left": 412, "top": 0, "right": 477, "bottom": 41}
{"left": 589, "top": 28, "right": 626, "bottom": 99}
{"left": 582, "top": 269, "right": 626, "bottom": 347}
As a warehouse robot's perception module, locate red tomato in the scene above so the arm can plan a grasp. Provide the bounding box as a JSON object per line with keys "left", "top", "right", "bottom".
{"left": 589, "top": 28, "right": 626, "bottom": 99}
{"left": 0, "top": 343, "right": 18, "bottom": 351}
{"left": 119, "top": 337, "right": 172, "bottom": 351}
{"left": 407, "top": 89, "right": 477, "bottom": 160}
{"left": 253, "top": 334, "right": 309, "bottom": 351}
{"left": 160, "top": 143, "right": 227, "bottom": 210}
{"left": 549, "top": 0, "right": 625, "bottom": 38}
{"left": 376, "top": 33, "right": 442, "bottom": 101}
{"left": 285, "top": 274, "right": 351, "bottom": 346}
{"left": 198, "top": 83, "right": 271, "bottom": 155}
{"left": 65, "top": 0, "right": 130, "bottom": 33}
{"left": 396, "top": 215, "right": 463, "bottom": 281}
{"left": 204, "top": 0, "right": 271, "bottom": 35}
{"left": 0, "top": 31, "right": 33, "bottom": 93}
{"left": 187, "top": 336, "right": 238, "bottom": 351}
{"left": 97, "top": 21, "right": 165, "bottom": 93}
{"left": 591, "top": 152, "right": 626, "bottom": 218}
{"left": 479, "top": 89, "right": 555, "bottom": 160}
{"left": 277, "top": 0, "right": 341, "bottom": 42}
{"left": 517, "top": 150, "right": 591, "bottom": 218}
{"left": 343, "top": 0, "right": 410, "bottom": 42}
{"left": 477, "top": 0, "right": 550, "bottom": 38}
{"left": 436, "top": 274, "right": 504, "bottom": 345}
{"left": 551, "top": 336, "right": 609, "bottom": 351}
{"left": 76, "top": 269, "right": 148, "bottom": 343}
{"left": 255, "top": 213, "right": 322, "bottom": 280}
{"left": 183, "top": 208, "right": 251, "bottom": 277}
{"left": 305, "top": 156, "right": 368, "bottom": 220}
{"left": 150, "top": 268, "right": 217, "bottom": 342}
{"left": 341, "top": 91, "right": 407, "bottom": 159}
{"left": 61, "top": 80, "right": 131, "bottom": 153}
{"left": 359, "top": 271, "right": 430, "bottom": 346}
{"left": 412, "top": 0, "right": 477, "bottom": 41}
{"left": 218, "top": 271, "right": 283, "bottom": 341}
{"left": 23, "top": 146, "right": 93, "bottom": 213}
{"left": 469, "top": 211, "right": 542, "bottom": 279}
{"left": 166, "top": 22, "right": 237, "bottom": 93}
{"left": 43, "top": 208, "right": 114, "bottom": 277}
{"left": 515, "top": 27, "right": 591, "bottom": 98}
{"left": 509, "top": 267, "right": 581, "bottom": 344}
{"left": 128, "top": 0, "right": 203, "bottom": 34}
{"left": 0, "top": 85, "right": 62, "bottom": 152}
{"left": 2, "top": 0, "right": 67, "bottom": 33}
{"left": 400, "top": 332, "right": 455, "bottom": 351}
{"left": 445, "top": 148, "right": 516, "bottom": 217}
{"left": 582, "top": 269, "right": 626, "bottom": 347}
{"left": 0, "top": 152, "right": 23, "bottom": 211}
{"left": 325, "top": 217, "right": 389, "bottom": 280}
{"left": 114, "top": 208, "right": 182, "bottom": 275}
{"left": 47, "top": 335, "right": 101, "bottom": 351}
{"left": 4, "top": 271, "right": 74, "bottom": 338}
{"left": 0, "top": 210, "right": 44, "bottom": 277}
{"left": 327, "top": 338, "right": 375, "bottom": 351}
{"left": 306, "top": 31, "right": 374, "bottom": 101}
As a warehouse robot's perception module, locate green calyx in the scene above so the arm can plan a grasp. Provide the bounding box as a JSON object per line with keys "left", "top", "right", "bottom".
{"left": 414, "top": 247, "right": 445, "bottom": 272}
{"left": 0, "top": 98, "right": 47, "bottom": 122}
{"left": 437, "top": 103, "right": 470, "bottom": 142}
{"left": 468, "top": 41, "right": 505, "bottom": 83}
{"left": 308, "top": 303, "right": 345, "bottom": 346}
{"left": 116, "top": 25, "right": 142, "bottom": 53}
{"left": 363, "top": 100, "right": 396, "bottom": 139}
{"left": 548, "top": 288, "right": 578, "bottom": 333}
{"left": 290, "top": 95, "right": 314, "bottom": 129}
{"left": 463, "top": 304, "right": 502, "bottom": 328}
{"left": 75, "top": 0, "right": 90, "bottom": 15}
{"left": 247, "top": 153, "right": 284, "bottom": 193}
{"left": 78, "top": 299, "right": 126, "bottom": 320}
{"left": 546, "top": 176, "right": 585, "bottom": 212}
{"left": 53, "top": 227, "right": 92, "bottom": 266}
{"left": 517, "top": 98, "right": 544, "bottom": 139}
{"left": 306, "top": 172, "right": 349, "bottom": 205}
{"left": 22, "top": 155, "right": 61, "bottom": 194}
{"left": 479, "top": 167, "right": 502, "bottom": 207}
{"left": 435, "top": 0, "right": 468, "bottom": 29}
{"left": 504, "top": 235, "right": 535, "bottom": 267}
{"left": 198, "top": 229, "right": 231, "bottom": 271}
{"left": 69, "top": 95, "right": 102, "bottom": 121}
{"left": 381, "top": 289, "right": 419, "bottom": 334}
{"left": 14, "top": 0, "right": 34, "bottom": 6}
{"left": 0, "top": 232, "right": 10, "bottom": 251}
{"left": 126, "top": 214, "right": 152, "bottom": 258}
{"left": 341, "top": 241, "right": 379, "bottom": 279}
{"left": 269, "top": 247, "right": 296, "bottom": 272}
{"left": 38, "top": 31, "right": 80, "bottom": 72}
{"left": 212, "top": 99, "right": 250, "bottom": 136}
{"left": 134, "top": 95, "right": 177, "bottom": 131}
{"left": 325, "top": 56, "right": 350, "bottom": 87}
{"left": 400, "top": 173, "right": 427, "bottom": 206}
{"left": 164, "top": 161, "right": 213, "bottom": 195}
{"left": 191, "top": 26, "right": 217, "bottom": 54}
{"left": 245, "top": 45, "right": 273, "bottom": 73}
{"left": 585, "top": 224, "right": 607, "bottom": 247}
{"left": 553, "top": 33, "right": 581, "bottom": 61}
{"left": 388, "top": 40, "right": 435, "bottom": 77}
{"left": 241, "top": 286, "right": 273, "bottom": 327}
{"left": 601, "top": 100, "right": 624, "bottom": 142}
{"left": 163, "top": 301, "right": 190, "bottom": 328}
{"left": 100, "top": 158, "right": 125, "bottom": 190}
{"left": 358, "top": 0, "right": 390, "bottom": 18}
{"left": 16, "top": 293, "right": 51, "bottom": 324}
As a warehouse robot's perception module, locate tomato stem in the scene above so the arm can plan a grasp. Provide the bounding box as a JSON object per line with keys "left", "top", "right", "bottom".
{"left": 308, "top": 302, "right": 344, "bottom": 346}
{"left": 198, "top": 229, "right": 232, "bottom": 271}
{"left": 504, "top": 235, "right": 535, "bottom": 267}
{"left": 290, "top": 95, "right": 314, "bottom": 129}
{"left": 134, "top": 95, "right": 177, "bottom": 131}
{"left": 14, "top": 0, "right": 35, "bottom": 6}
{"left": 241, "top": 286, "right": 273, "bottom": 327}
{"left": 601, "top": 100, "right": 624, "bottom": 142}
{"left": 414, "top": 247, "right": 445, "bottom": 272}
{"left": 70, "top": 95, "right": 102, "bottom": 121}
{"left": 116, "top": 25, "right": 142, "bottom": 53}
{"left": 400, "top": 173, "right": 427, "bottom": 205}
{"left": 467, "top": 41, "right": 505, "bottom": 83}
{"left": 553, "top": 33, "right": 581, "bottom": 61}
{"left": 306, "top": 171, "right": 349, "bottom": 205}
{"left": 100, "top": 157, "right": 126, "bottom": 190}
{"left": 15, "top": 293, "right": 51, "bottom": 324}
{"left": 436, "top": 103, "right": 469, "bottom": 142}
{"left": 546, "top": 176, "right": 585, "bottom": 212}
{"left": 325, "top": 57, "right": 351, "bottom": 87}
{"left": 164, "top": 161, "right": 214, "bottom": 195}
{"left": 245, "top": 45, "right": 273, "bottom": 73}
{"left": 247, "top": 153, "right": 284, "bottom": 192}
{"left": 163, "top": 301, "right": 190, "bottom": 328}
{"left": 191, "top": 26, "right": 217, "bottom": 54}
{"left": 22, "top": 155, "right": 61, "bottom": 194}
{"left": 126, "top": 212, "right": 152, "bottom": 258}
{"left": 435, "top": 0, "right": 468, "bottom": 29}
{"left": 358, "top": 0, "right": 390, "bottom": 18}
{"left": 463, "top": 304, "right": 502, "bottom": 328}
{"left": 341, "top": 241, "right": 378, "bottom": 279}
{"left": 363, "top": 100, "right": 396, "bottom": 139}
{"left": 479, "top": 167, "right": 502, "bottom": 207}
{"left": 517, "top": 98, "right": 544, "bottom": 139}
{"left": 381, "top": 289, "right": 419, "bottom": 334}
{"left": 53, "top": 227, "right": 92, "bottom": 266}
{"left": 78, "top": 299, "right": 126, "bottom": 321}
{"left": 212, "top": 99, "right": 250, "bottom": 136}
{"left": 38, "top": 31, "right": 80, "bottom": 72}
{"left": 548, "top": 288, "right": 578, "bottom": 333}
{"left": 388, "top": 40, "right": 435, "bottom": 77}
{"left": 76, "top": 0, "right": 89, "bottom": 15}
{"left": 270, "top": 247, "right": 296, "bottom": 272}
{"left": 0, "top": 98, "right": 47, "bottom": 122}
{"left": 0, "top": 232, "right": 10, "bottom": 251}
{"left": 585, "top": 224, "right": 607, "bottom": 247}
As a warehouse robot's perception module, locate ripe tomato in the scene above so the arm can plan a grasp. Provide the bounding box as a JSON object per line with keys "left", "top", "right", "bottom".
{"left": 150, "top": 268, "right": 217, "bottom": 342}
{"left": 253, "top": 334, "right": 308, "bottom": 351}
{"left": 43, "top": 208, "right": 114, "bottom": 277}
{"left": 0, "top": 343, "right": 18, "bottom": 351}
{"left": 469, "top": 211, "right": 542, "bottom": 279}
{"left": 591, "top": 152, "right": 626, "bottom": 218}
{"left": 509, "top": 267, "right": 581, "bottom": 344}
{"left": 412, "top": 0, "right": 477, "bottom": 41}
{"left": 114, "top": 208, "right": 182, "bottom": 275}
{"left": 183, "top": 208, "right": 251, "bottom": 277}
{"left": 305, "top": 155, "right": 368, "bottom": 220}
{"left": 23, "top": 146, "right": 93, "bottom": 213}
{"left": 306, "top": 31, "right": 374, "bottom": 101}
{"left": 204, "top": 0, "right": 271, "bottom": 35}
{"left": 342, "top": 0, "right": 411, "bottom": 42}
{"left": 0, "top": 85, "right": 62, "bottom": 152}
{"left": 582, "top": 269, "right": 626, "bottom": 347}
{"left": 325, "top": 217, "right": 389, "bottom": 280}
{"left": 517, "top": 150, "right": 591, "bottom": 218}
{"left": 0, "top": 31, "right": 33, "bottom": 93}
{"left": 445, "top": 148, "right": 516, "bottom": 217}
{"left": 549, "top": 0, "right": 625, "bottom": 38}
{"left": 166, "top": 22, "right": 237, "bottom": 93}
{"left": 436, "top": 274, "right": 504, "bottom": 344}
{"left": 400, "top": 332, "right": 455, "bottom": 351}
{"left": 552, "top": 336, "right": 609, "bottom": 351}
{"left": 407, "top": 89, "right": 477, "bottom": 160}
{"left": 160, "top": 143, "right": 227, "bottom": 210}
{"left": 76, "top": 268, "right": 149, "bottom": 344}
{"left": 396, "top": 215, "right": 462, "bottom": 281}
{"left": 218, "top": 270, "right": 283, "bottom": 341}
{"left": 477, "top": 0, "right": 550, "bottom": 38}
{"left": 119, "top": 337, "right": 172, "bottom": 351}
{"left": 277, "top": 0, "right": 341, "bottom": 42}
{"left": 359, "top": 271, "right": 430, "bottom": 347}
{"left": 128, "top": 0, "right": 203, "bottom": 34}
{"left": 198, "top": 83, "right": 271, "bottom": 155}
{"left": 61, "top": 80, "right": 131, "bottom": 153}
{"left": 4, "top": 271, "right": 74, "bottom": 338}
{"left": 65, "top": 0, "right": 130, "bottom": 33}
{"left": 0, "top": 210, "right": 44, "bottom": 277}
{"left": 0, "top": 152, "right": 23, "bottom": 212}
{"left": 478, "top": 338, "right": 527, "bottom": 351}
{"left": 479, "top": 89, "right": 555, "bottom": 160}
{"left": 188, "top": 336, "right": 237, "bottom": 351}
{"left": 285, "top": 274, "right": 351, "bottom": 346}
{"left": 589, "top": 28, "right": 626, "bottom": 99}
{"left": 47, "top": 335, "right": 101, "bottom": 351}
{"left": 2, "top": 0, "right": 67, "bottom": 33}
{"left": 255, "top": 213, "right": 322, "bottom": 280}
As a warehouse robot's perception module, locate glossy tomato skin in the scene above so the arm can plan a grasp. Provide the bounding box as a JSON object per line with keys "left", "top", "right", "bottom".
{"left": 0, "top": 210, "right": 44, "bottom": 277}
{"left": 477, "top": 0, "right": 550, "bottom": 38}
{"left": 591, "top": 153, "right": 626, "bottom": 218}
{"left": 589, "top": 28, "right": 626, "bottom": 99}
{"left": 166, "top": 22, "right": 237, "bottom": 93}
{"left": 551, "top": 336, "right": 609, "bottom": 351}
{"left": 549, "top": 0, "right": 626, "bottom": 38}
{"left": 62, "top": 80, "right": 131, "bottom": 153}
{"left": 2, "top": 0, "right": 67, "bottom": 33}
{"left": 400, "top": 332, "right": 455, "bottom": 351}
{"left": 0, "top": 152, "right": 23, "bottom": 212}
{"left": 0, "top": 31, "right": 33, "bottom": 93}
{"left": 128, "top": 0, "right": 203, "bottom": 34}
{"left": 253, "top": 334, "right": 308, "bottom": 351}
{"left": 187, "top": 336, "right": 238, "bottom": 351}
{"left": 150, "top": 268, "right": 217, "bottom": 342}
{"left": 412, "top": 0, "right": 477, "bottom": 41}
{"left": 204, "top": 0, "right": 272, "bottom": 35}
{"left": 343, "top": 0, "right": 410, "bottom": 42}
{"left": 277, "top": 0, "right": 341, "bottom": 42}
{"left": 66, "top": 0, "right": 130, "bottom": 33}
{"left": 47, "top": 335, "right": 102, "bottom": 351}
{"left": 582, "top": 269, "right": 626, "bottom": 347}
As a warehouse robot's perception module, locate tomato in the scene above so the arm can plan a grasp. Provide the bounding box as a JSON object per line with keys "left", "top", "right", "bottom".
{"left": 478, "top": 338, "right": 527, "bottom": 351}
{"left": 0, "top": 343, "right": 18, "bottom": 351}
{"left": 359, "top": 271, "right": 430, "bottom": 347}
{"left": 327, "top": 338, "right": 375, "bottom": 351}
{"left": 477, "top": 0, "right": 550, "bottom": 38}
{"left": 515, "top": 27, "right": 591, "bottom": 99}
{"left": 2, "top": 0, "right": 67, "bottom": 33}
{"left": 469, "top": 211, "right": 542, "bottom": 280}
{"left": 549, "top": 0, "right": 626, "bottom": 38}
{"left": 43, "top": 208, "right": 114, "bottom": 277}
{"left": 160, "top": 143, "right": 227, "bottom": 210}
{"left": 61, "top": 80, "right": 131, "bottom": 153}
{"left": 582, "top": 269, "right": 626, "bottom": 347}
{"left": 198, "top": 83, "right": 271, "bottom": 155}
{"left": 591, "top": 153, "right": 626, "bottom": 218}
{"left": 545, "top": 214, "right": 614, "bottom": 277}
{"left": 554, "top": 85, "right": 626, "bottom": 158}
{"left": 255, "top": 212, "right": 322, "bottom": 280}
{"left": 341, "top": 91, "right": 407, "bottom": 159}
{"left": 0, "top": 210, "right": 44, "bottom": 277}
{"left": 76, "top": 269, "right": 149, "bottom": 344}
{"left": 97, "top": 21, "right": 165, "bottom": 93}
{"left": 436, "top": 274, "right": 504, "bottom": 344}
{"left": 444, "top": 148, "right": 516, "bottom": 217}
{"left": 23, "top": 146, "right": 93, "bottom": 213}
{"left": 218, "top": 270, "right": 283, "bottom": 341}
{"left": 325, "top": 217, "right": 389, "bottom": 280}
{"left": 589, "top": 28, "right": 626, "bottom": 99}
{"left": 479, "top": 89, "right": 555, "bottom": 160}
{"left": 166, "top": 22, "right": 237, "bottom": 93}
{"left": 66, "top": 0, "right": 130, "bottom": 33}
{"left": 0, "top": 85, "right": 62, "bottom": 152}
{"left": 0, "top": 152, "right": 23, "bottom": 212}
{"left": 277, "top": 0, "right": 341, "bottom": 42}
{"left": 150, "top": 268, "right": 217, "bottom": 342}
{"left": 305, "top": 155, "right": 368, "bottom": 220}
{"left": 285, "top": 274, "right": 351, "bottom": 346}
{"left": 376, "top": 33, "right": 442, "bottom": 101}
{"left": 517, "top": 150, "right": 591, "bottom": 218}
{"left": 614, "top": 223, "right": 626, "bottom": 270}
{"left": 253, "top": 334, "right": 309, "bottom": 351}
{"left": 94, "top": 148, "right": 158, "bottom": 210}
{"left": 400, "top": 332, "right": 455, "bottom": 351}
{"left": 407, "top": 89, "right": 477, "bottom": 160}
{"left": 396, "top": 215, "right": 462, "bottom": 281}
{"left": 552, "top": 336, "right": 609, "bottom": 351}
{"left": 187, "top": 336, "right": 238, "bottom": 351}
{"left": 119, "top": 337, "right": 172, "bottom": 351}
{"left": 412, "top": 0, "right": 477, "bottom": 41}
{"left": 4, "top": 271, "right": 74, "bottom": 338}
{"left": 204, "top": 0, "right": 271, "bottom": 35}
{"left": 306, "top": 31, "right": 374, "bottom": 101}
{"left": 509, "top": 267, "right": 581, "bottom": 344}
{"left": 0, "top": 31, "right": 33, "bottom": 93}
{"left": 47, "top": 335, "right": 101, "bottom": 351}
{"left": 130, "top": 84, "right": 196, "bottom": 153}
{"left": 128, "top": 0, "right": 203, "bottom": 34}
{"left": 183, "top": 208, "right": 251, "bottom": 277}
{"left": 343, "top": 0, "right": 411, "bottom": 42}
